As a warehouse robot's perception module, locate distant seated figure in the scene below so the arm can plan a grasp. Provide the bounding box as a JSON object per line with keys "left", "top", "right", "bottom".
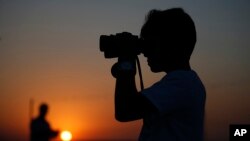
{"left": 30, "top": 103, "right": 59, "bottom": 141}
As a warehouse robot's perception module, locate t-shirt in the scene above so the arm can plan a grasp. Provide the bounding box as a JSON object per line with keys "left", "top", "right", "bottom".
{"left": 139, "top": 70, "right": 206, "bottom": 141}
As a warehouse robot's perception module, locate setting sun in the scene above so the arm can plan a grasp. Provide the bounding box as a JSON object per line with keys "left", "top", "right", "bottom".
{"left": 60, "top": 131, "right": 72, "bottom": 141}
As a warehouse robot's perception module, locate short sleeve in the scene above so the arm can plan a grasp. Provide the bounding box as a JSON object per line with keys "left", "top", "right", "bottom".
{"left": 141, "top": 75, "right": 193, "bottom": 115}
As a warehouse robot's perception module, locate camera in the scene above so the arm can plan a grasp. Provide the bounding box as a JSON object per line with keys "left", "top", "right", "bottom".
{"left": 99, "top": 32, "right": 143, "bottom": 58}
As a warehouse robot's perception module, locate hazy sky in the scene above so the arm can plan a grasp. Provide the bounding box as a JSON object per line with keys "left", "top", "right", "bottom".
{"left": 0, "top": 0, "right": 250, "bottom": 141}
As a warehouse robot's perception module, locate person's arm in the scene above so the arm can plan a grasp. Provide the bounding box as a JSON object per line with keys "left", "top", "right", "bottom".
{"left": 112, "top": 59, "right": 156, "bottom": 122}
{"left": 45, "top": 122, "right": 59, "bottom": 138}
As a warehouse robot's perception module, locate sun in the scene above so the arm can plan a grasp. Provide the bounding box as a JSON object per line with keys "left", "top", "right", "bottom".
{"left": 60, "top": 130, "right": 72, "bottom": 141}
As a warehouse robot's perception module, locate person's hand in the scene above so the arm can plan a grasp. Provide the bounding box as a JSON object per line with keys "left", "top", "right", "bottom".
{"left": 110, "top": 32, "right": 138, "bottom": 78}
{"left": 51, "top": 129, "right": 60, "bottom": 137}
{"left": 111, "top": 60, "right": 136, "bottom": 78}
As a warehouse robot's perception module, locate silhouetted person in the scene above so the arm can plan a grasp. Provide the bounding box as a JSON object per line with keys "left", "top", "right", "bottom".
{"left": 111, "top": 8, "right": 206, "bottom": 140}
{"left": 30, "top": 103, "right": 59, "bottom": 141}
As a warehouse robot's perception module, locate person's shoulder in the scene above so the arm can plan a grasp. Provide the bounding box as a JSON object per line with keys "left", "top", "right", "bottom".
{"left": 161, "top": 70, "right": 202, "bottom": 89}
{"left": 31, "top": 117, "right": 38, "bottom": 123}
{"left": 32, "top": 117, "right": 47, "bottom": 124}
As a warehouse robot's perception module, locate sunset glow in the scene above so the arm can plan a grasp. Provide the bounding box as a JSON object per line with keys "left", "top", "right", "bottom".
{"left": 60, "top": 131, "right": 72, "bottom": 141}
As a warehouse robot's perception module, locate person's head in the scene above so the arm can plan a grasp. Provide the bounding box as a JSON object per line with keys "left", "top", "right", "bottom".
{"left": 39, "top": 103, "right": 48, "bottom": 118}
{"left": 140, "top": 8, "right": 196, "bottom": 72}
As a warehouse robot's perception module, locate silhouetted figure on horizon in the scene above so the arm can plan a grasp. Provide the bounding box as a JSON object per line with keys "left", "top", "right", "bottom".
{"left": 111, "top": 8, "right": 206, "bottom": 140}
{"left": 30, "top": 103, "right": 59, "bottom": 141}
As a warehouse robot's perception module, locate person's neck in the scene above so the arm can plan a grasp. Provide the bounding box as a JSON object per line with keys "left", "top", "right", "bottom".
{"left": 164, "top": 62, "right": 191, "bottom": 73}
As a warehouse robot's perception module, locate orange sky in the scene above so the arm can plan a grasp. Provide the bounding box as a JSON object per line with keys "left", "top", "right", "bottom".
{"left": 0, "top": 1, "right": 250, "bottom": 141}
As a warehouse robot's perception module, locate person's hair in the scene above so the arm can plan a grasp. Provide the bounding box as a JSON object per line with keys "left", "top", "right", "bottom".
{"left": 140, "top": 8, "right": 196, "bottom": 60}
